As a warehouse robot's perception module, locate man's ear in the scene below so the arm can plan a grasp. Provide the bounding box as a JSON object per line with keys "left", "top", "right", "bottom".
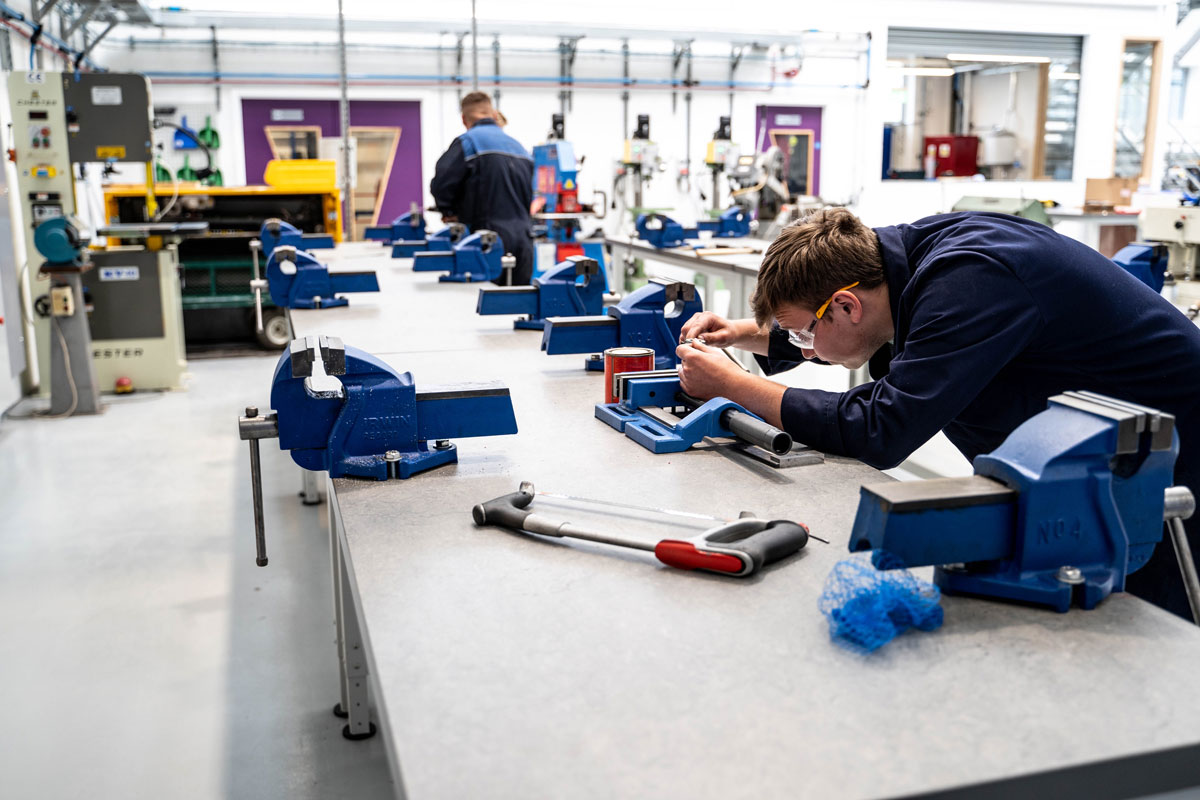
{"left": 836, "top": 292, "right": 863, "bottom": 323}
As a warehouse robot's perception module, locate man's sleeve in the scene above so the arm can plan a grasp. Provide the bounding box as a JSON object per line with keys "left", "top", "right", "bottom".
{"left": 778, "top": 253, "right": 1044, "bottom": 469}
{"left": 430, "top": 139, "right": 466, "bottom": 216}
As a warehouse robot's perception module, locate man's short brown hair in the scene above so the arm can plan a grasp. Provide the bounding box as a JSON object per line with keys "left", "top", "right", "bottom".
{"left": 460, "top": 91, "right": 493, "bottom": 114}
{"left": 750, "top": 207, "right": 884, "bottom": 326}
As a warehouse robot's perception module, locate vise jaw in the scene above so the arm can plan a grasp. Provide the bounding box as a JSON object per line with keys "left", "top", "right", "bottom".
{"left": 238, "top": 335, "right": 519, "bottom": 566}
{"left": 476, "top": 255, "right": 605, "bottom": 329}
{"left": 266, "top": 245, "right": 380, "bottom": 309}
{"left": 849, "top": 392, "right": 1187, "bottom": 613}
{"left": 540, "top": 277, "right": 703, "bottom": 371}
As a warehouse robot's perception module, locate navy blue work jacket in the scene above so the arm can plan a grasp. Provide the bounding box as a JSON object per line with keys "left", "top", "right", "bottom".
{"left": 430, "top": 119, "right": 535, "bottom": 284}
{"left": 757, "top": 212, "right": 1200, "bottom": 615}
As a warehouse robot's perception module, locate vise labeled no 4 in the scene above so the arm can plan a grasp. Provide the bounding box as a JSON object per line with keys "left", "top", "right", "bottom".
{"left": 635, "top": 207, "right": 751, "bottom": 249}
{"left": 849, "top": 392, "right": 1191, "bottom": 613}
{"left": 541, "top": 278, "right": 701, "bottom": 371}
{"left": 476, "top": 255, "right": 605, "bottom": 329}
{"left": 259, "top": 217, "right": 334, "bottom": 259}
{"left": 266, "top": 245, "right": 379, "bottom": 309}
{"left": 237, "top": 335, "right": 518, "bottom": 566}
{"left": 412, "top": 229, "right": 508, "bottom": 283}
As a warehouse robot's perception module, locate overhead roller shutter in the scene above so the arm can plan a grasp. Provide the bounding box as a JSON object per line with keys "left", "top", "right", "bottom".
{"left": 888, "top": 28, "right": 1083, "bottom": 62}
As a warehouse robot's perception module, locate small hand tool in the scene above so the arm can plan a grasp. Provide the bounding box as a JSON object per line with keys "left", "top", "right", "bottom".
{"left": 530, "top": 487, "right": 828, "bottom": 542}
{"left": 473, "top": 481, "right": 814, "bottom": 577}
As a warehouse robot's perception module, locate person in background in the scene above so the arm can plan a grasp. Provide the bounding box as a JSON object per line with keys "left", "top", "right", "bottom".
{"left": 430, "top": 92, "right": 534, "bottom": 284}
{"left": 676, "top": 207, "right": 1200, "bottom": 621}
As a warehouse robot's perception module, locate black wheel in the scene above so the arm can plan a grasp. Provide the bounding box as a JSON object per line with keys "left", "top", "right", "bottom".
{"left": 255, "top": 308, "right": 290, "bottom": 349}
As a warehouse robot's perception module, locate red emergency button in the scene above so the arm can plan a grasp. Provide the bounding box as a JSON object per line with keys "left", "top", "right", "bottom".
{"left": 40, "top": 127, "right": 49, "bottom": 136}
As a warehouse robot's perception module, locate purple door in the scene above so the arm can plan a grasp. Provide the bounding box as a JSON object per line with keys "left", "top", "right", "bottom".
{"left": 241, "top": 98, "right": 423, "bottom": 234}
{"left": 754, "top": 106, "right": 823, "bottom": 197}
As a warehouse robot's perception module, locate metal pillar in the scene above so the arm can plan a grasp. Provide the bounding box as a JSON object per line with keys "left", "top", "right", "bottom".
{"left": 492, "top": 35, "right": 500, "bottom": 106}
{"left": 621, "top": 39, "right": 630, "bottom": 139}
{"left": 471, "top": 0, "right": 478, "bottom": 91}
{"left": 337, "top": 0, "right": 353, "bottom": 241}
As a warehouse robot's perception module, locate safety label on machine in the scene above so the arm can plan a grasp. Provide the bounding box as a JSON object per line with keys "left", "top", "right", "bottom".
{"left": 99, "top": 266, "right": 140, "bottom": 281}
{"left": 91, "top": 86, "right": 122, "bottom": 106}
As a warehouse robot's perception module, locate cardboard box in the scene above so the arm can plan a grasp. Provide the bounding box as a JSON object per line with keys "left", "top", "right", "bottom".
{"left": 1085, "top": 177, "right": 1139, "bottom": 209}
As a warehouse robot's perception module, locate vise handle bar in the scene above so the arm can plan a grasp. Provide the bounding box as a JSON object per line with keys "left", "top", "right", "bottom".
{"left": 472, "top": 482, "right": 811, "bottom": 577}
{"left": 239, "top": 406, "right": 280, "bottom": 566}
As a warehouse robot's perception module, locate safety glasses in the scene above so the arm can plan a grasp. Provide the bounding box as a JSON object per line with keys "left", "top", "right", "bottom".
{"left": 784, "top": 282, "right": 860, "bottom": 349}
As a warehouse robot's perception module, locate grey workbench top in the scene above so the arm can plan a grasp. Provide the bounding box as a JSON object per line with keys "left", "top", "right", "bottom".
{"left": 290, "top": 243, "right": 1200, "bottom": 800}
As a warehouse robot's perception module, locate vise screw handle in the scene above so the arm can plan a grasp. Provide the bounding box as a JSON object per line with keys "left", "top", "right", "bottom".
{"left": 239, "top": 406, "right": 280, "bottom": 567}
{"left": 249, "top": 239, "right": 267, "bottom": 334}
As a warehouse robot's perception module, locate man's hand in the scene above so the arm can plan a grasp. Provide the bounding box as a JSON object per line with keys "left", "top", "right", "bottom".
{"left": 676, "top": 340, "right": 747, "bottom": 399}
{"left": 678, "top": 313, "right": 771, "bottom": 355}
{"left": 679, "top": 312, "right": 741, "bottom": 348}
{"left": 675, "top": 341, "right": 787, "bottom": 427}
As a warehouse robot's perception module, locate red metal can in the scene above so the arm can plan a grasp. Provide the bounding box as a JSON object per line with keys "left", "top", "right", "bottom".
{"left": 604, "top": 346, "right": 655, "bottom": 404}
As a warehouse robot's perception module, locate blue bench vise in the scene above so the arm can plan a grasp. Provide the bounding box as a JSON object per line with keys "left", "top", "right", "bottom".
{"left": 365, "top": 210, "right": 426, "bottom": 245}
{"left": 412, "top": 229, "right": 509, "bottom": 283}
{"left": 1111, "top": 242, "right": 1169, "bottom": 293}
{"left": 595, "top": 369, "right": 800, "bottom": 461}
{"left": 238, "top": 334, "right": 519, "bottom": 566}
{"left": 393, "top": 222, "right": 470, "bottom": 259}
{"left": 476, "top": 255, "right": 605, "bottom": 330}
{"left": 635, "top": 207, "right": 751, "bottom": 249}
{"left": 266, "top": 245, "right": 379, "bottom": 309}
{"left": 541, "top": 278, "right": 702, "bottom": 371}
{"left": 848, "top": 391, "right": 1194, "bottom": 613}
{"left": 259, "top": 217, "right": 334, "bottom": 259}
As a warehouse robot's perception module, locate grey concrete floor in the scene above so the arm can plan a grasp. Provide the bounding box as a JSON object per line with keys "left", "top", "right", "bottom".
{"left": 0, "top": 355, "right": 395, "bottom": 799}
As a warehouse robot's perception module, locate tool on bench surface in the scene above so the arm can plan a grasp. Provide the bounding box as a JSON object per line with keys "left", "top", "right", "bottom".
{"left": 473, "top": 481, "right": 812, "bottom": 576}
{"left": 365, "top": 208, "right": 426, "bottom": 246}
{"left": 238, "top": 335, "right": 518, "bottom": 566}
{"left": 260, "top": 244, "right": 379, "bottom": 310}
{"left": 541, "top": 277, "right": 703, "bottom": 371}
{"left": 531, "top": 486, "right": 831, "bottom": 542}
{"left": 634, "top": 207, "right": 752, "bottom": 249}
{"left": 477, "top": 255, "right": 607, "bottom": 329}
{"left": 258, "top": 217, "right": 335, "bottom": 259}
{"left": 596, "top": 368, "right": 822, "bottom": 467}
{"left": 412, "top": 229, "right": 513, "bottom": 283}
{"left": 393, "top": 222, "right": 470, "bottom": 259}
{"left": 849, "top": 391, "right": 1200, "bottom": 619}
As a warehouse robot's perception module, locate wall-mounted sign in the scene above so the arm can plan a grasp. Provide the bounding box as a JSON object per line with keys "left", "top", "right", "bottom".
{"left": 271, "top": 109, "right": 305, "bottom": 122}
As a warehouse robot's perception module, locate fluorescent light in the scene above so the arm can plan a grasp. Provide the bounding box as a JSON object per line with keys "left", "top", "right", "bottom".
{"left": 891, "top": 67, "right": 956, "bottom": 77}
{"left": 947, "top": 53, "right": 1051, "bottom": 64}
{"left": 1055, "top": 72, "right": 1081, "bottom": 80}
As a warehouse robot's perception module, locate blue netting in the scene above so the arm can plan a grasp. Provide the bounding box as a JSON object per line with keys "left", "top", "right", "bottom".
{"left": 818, "top": 551, "right": 944, "bottom": 653}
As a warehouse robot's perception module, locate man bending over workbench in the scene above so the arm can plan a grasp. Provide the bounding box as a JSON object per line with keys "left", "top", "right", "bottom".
{"left": 677, "top": 208, "right": 1200, "bottom": 620}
